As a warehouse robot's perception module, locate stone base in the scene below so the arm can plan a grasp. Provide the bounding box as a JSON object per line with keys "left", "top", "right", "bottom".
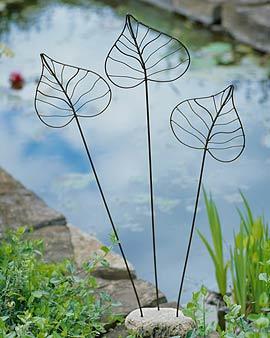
{"left": 125, "top": 307, "right": 195, "bottom": 338}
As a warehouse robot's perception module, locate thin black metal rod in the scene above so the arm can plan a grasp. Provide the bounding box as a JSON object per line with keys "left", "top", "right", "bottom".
{"left": 176, "top": 148, "right": 207, "bottom": 316}
{"left": 144, "top": 78, "right": 160, "bottom": 310}
{"left": 73, "top": 114, "right": 144, "bottom": 317}
{"left": 36, "top": 54, "right": 143, "bottom": 316}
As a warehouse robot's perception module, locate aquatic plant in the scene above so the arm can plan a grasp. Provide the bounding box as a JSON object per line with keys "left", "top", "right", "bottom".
{"left": 231, "top": 195, "right": 270, "bottom": 315}
{"left": 198, "top": 192, "right": 270, "bottom": 316}
{"left": 197, "top": 189, "right": 228, "bottom": 297}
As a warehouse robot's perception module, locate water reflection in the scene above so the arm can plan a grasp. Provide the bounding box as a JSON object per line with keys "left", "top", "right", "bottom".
{"left": 0, "top": 0, "right": 270, "bottom": 302}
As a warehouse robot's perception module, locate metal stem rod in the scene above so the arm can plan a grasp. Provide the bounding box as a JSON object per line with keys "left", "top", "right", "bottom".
{"left": 41, "top": 55, "right": 143, "bottom": 316}
{"left": 73, "top": 112, "right": 144, "bottom": 317}
{"left": 176, "top": 148, "right": 207, "bottom": 316}
{"left": 144, "top": 79, "right": 160, "bottom": 310}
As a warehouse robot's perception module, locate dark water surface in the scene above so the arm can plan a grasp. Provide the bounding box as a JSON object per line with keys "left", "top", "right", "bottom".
{"left": 0, "top": 0, "right": 270, "bottom": 302}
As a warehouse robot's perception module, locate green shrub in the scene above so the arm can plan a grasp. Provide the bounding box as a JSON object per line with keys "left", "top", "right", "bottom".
{"left": 221, "top": 295, "right": 270, "bottom": 337}
{"left": 0, "top": 227, "right": 118, "bottom": 337}
{"left": 183, "top": 285, "right": 216, "bottom": 337}
{"left": 199, "top": 192, "right": 270, "bottom": 316}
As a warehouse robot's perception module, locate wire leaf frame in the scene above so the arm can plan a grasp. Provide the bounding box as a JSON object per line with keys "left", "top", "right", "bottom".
{"left": 170, "top": 85, "right": 245, "bottom": 316}
{"left": 34, "top": 53, "right": 143, "bottom": 316}
{"left": 105, "top": 14, "right": 191, "bottom": 310}
{"left": 105, "top": 14, "right": 190, "bottom": 88}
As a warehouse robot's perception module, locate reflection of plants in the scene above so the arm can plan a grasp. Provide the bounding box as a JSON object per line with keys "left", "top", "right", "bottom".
{"left": 197, "top": 189, "right": 228, "bottom": 297}
{"left": 0, "top": 43, "right": 13, "bottom": 58}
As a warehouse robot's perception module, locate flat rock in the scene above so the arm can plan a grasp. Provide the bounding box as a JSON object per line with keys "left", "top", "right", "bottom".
{"left": 103, "top": 324, "right": 129, "bottom": 338}
{"left": 68, "top": 224, "right": 136, "bottom": 280}
{"left": 142, "top": 0, "right": 224, "bottom": 24}
{"left": 222, "top": 3, "right": 270, "bottom": 53}
{"left": 125, "top": 308, "right": 195, "bottom": 338}
{"left": 27, "top": 225, "right": 74, "bottom": 262}
{"left": 0, "top": 168, "right": 66, "bottom": 235}
{"left": 141, "top": 0, "right": 175, "bottom": 11}
{"left": 97, "top": 278, "right": 167, "bottom": 316}
{"left": 172, "top": 0, "right": 224, "bottom": 25}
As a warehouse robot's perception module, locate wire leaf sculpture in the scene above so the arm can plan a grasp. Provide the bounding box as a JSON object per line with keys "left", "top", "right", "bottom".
{"left": 34, "top": 53, "right": 143, "bottom": 316}
{"left": 35, "top": 54, "right": 111, "bottom": 128}
{"left": 105, "top": 14, "right": 190, "bottom": 309}
{"left": 170, "top": 85, "right": 245, "bottom": 316}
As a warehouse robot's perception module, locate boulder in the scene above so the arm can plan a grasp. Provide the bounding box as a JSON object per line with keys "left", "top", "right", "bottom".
{"left": 0, "top": 168, "right": 66, "bottom": 235}
{"left": 222, "top": 2, "right": 270, "bottom": 53}
{"left": 172, "top": 0, "right": 224, "bottom": 25}
{"left": 68, "top": 224, "right": 136, "bottom": 280}
{"left": 97, "top": 278, "right": 167, "bottom": 316}
{"left": 141, "top": 0, "right": 224, "bottom": 24}
{"left": 104, "top": 324, "right": 129, "bottom": 338}
{"left": 125, "top": 308, "right": 195, "bottom": 338}
{"left": 140, "top": 0, "right": 175, "bottom": 11}
{"left": 27, "top": 225, "right": 74, "bottom": 262}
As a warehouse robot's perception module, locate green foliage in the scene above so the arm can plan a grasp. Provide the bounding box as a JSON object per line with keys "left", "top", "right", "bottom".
{"left": 231, "top": 194, "right": 270, "bottom": 315}
{"left": 183, "top": 285, "right": 216, "bottom": 337}
{"left": 220, "top": 295, "right": 270, "bottom": 337}
{"left": 182, "top": 288, "right": 270, "bottom": 337}
{"left": 199, "top": 192, "right": 270, "bottom": 316}
{"left": 0, "top": 227, "right": 118, "bottom": 337}
{"left": 197, "top": 189, "right": 228, "bottom": 296}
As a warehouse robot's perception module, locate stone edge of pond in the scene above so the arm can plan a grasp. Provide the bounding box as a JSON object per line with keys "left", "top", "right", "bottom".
{"left": 140, "top": 0, "right": 270, "bottom": 54}
{"left": 0, "top": 166, "right": 170, "bottom": 336}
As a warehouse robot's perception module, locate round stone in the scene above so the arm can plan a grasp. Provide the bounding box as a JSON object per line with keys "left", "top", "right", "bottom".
{"left": 125, "top": 307, "right": 195, "bottom": 337}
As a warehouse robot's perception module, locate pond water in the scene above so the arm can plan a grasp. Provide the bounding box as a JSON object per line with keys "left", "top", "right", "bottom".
{"left": 0, "top": 0, "right": 270, "bottom": 302}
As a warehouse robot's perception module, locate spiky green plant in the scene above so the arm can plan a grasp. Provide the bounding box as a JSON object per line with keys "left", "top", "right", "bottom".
{"left": 197, "top": 189, "right": 228, "bottom": 296}
{"left": 231, "top": 194, "right": 270, "bottom": 314}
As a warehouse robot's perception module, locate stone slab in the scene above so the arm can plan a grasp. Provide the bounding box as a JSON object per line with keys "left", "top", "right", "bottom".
{"left": 172, "top": 0, "right": 224, "bottom": 25}
{"left": 222, "top": 3, "right": 270, "bottom": 53}
{"left": 97, "top": 278, "right": 167, "bottom": 317}
{"left": 68, "top": 224, "right": 136, "bottom": 280}
{"left": 125, "top": 308, "right": 195, "bottom": 338}
{"left": 142, "top": 0, "right": 224, "bottom": 24}
{"left": 27, "top": 224, "right": 74, "bottom": 263}
{"left": 104, "top": 324, "right": 129, "bottom": 338}
{"left": 140, "top": 0, "right": 175, "bottom": 11}
{"left": 0, "top": 168, "right": 66, "bottom": 235}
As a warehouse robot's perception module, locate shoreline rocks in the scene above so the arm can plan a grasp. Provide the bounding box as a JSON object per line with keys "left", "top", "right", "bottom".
{"left": 140, "top": 0, "right": 270, "bottom": 53}
{"left": 0, "top": 167, "right": 168, "bottom": 336}
{"left": 68, "top": 224, "right": 136, "bottom": 280}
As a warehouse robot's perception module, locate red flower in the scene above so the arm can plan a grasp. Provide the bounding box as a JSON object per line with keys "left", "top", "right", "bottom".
{"left": 9, "top": 71, "right": 25, "bottom": 90}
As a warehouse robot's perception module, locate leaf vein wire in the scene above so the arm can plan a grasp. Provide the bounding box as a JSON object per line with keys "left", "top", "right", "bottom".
{"left": 108, "top": 56, "right": 143, "bottom": 73}
{"left": 70, "top": 70, "right": 89, "bottom": 100}
{"left": 73, "top": 77, "right": 101, "bottom": 106}
{"left": 144, "top": 37, "right": 172, "bottom": 64}
{"left": 176, "top": 107, "right": 207, "bottom": 140}
{"left": 187, "top": 101, "right": 210, "bottom": 131}
{"left": 171, "top": 119, "right": 206, "bottom": 145}
{"left": 76, "top": 90, "right": 110, "bottom": 113}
